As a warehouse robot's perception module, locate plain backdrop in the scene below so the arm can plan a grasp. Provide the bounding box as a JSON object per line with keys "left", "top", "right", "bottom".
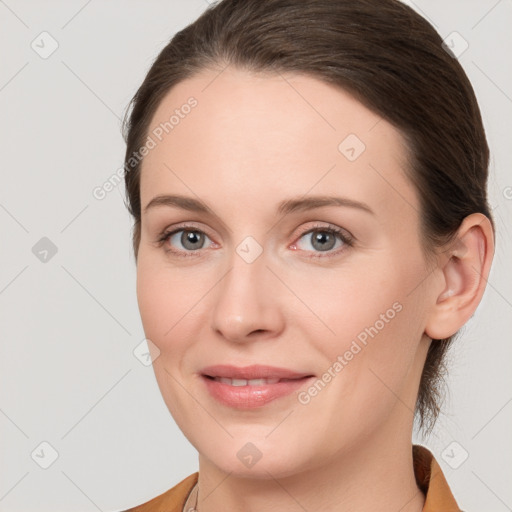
{"left": 0, "top": 0, "right": 511, "bottom": 511}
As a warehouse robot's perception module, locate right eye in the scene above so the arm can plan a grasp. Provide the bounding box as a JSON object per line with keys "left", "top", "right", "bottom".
{"left": 158, "top": 227, "right": 215, "bottom": 257}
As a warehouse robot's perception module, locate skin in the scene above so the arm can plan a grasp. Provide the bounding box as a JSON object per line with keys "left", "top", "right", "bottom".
{"left": 135, "top": 66, "right": 494, "bottom": 512}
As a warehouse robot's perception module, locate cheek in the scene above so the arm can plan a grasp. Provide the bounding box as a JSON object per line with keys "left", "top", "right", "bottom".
{"left": 291, "top": 252, "right": 426, "bottom": 393}
{"left": 320, "top": 242, "right": 426, "bottom": 343}
{"left": 288, "top": 259, "right": 407, "bottom": 343}
{"left": 136, "top": 258, "right": 200, "bottom": 422}
{"left": 136, "top": 262, "right": 165, "bottom": 338}
{"left": 136, "top": 255, "right": 210, "bottom": 356}
{"left": 136, "top": 257, "right": 184, "bottom": 353}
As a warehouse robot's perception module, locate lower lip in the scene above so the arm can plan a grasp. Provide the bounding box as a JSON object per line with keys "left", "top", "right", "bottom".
{"left": 201, "top": 375, "right": 314, "bottom": 409}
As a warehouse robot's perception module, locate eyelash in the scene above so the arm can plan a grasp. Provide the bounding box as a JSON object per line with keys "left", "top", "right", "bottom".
{"left": 155, "top": 222, "right": 355, "bottom": 260}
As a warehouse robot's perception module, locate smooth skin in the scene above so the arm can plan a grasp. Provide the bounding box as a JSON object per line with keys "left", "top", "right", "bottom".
{"left": 135, "top": 66, "right": 494, "bottom": 512}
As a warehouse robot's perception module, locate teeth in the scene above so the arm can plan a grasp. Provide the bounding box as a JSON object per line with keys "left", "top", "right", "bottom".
{"left": 213, "top": 377, "right": 281, "bottom": 386}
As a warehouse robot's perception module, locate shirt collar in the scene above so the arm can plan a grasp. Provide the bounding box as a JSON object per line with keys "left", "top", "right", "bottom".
{"left": 413, "top": 444, "right": 461, "bottom": 511}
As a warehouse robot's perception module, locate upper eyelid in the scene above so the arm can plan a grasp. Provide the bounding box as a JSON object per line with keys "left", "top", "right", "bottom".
{"left": 164, "top": 221, "right": 347, "bottom": 236}
{"left": 165, "top": 222, "right": 216, "bottom": 241}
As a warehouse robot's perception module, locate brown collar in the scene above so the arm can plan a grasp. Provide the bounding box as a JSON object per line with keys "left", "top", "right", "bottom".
{"left": 413, "top": 444, "right": 461, "bottom": 511}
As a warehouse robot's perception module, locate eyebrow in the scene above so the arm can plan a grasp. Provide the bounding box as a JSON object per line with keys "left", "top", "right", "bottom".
{"left": 143, "top": 194, "right": 375, "bottom": 217}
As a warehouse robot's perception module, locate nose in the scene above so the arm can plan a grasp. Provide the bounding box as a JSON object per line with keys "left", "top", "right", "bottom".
{"left": 210, "top": 247, "right": 285, "bottom": 344}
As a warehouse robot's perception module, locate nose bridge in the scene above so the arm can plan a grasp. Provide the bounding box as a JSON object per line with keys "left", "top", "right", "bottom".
{"left": 210, "top": 237, "right": 281, "bottom": 341}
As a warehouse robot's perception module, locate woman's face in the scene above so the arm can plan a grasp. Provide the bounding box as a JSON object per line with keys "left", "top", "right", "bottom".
{"left": 136, "top": 67, "right": 436, "bottom": 477}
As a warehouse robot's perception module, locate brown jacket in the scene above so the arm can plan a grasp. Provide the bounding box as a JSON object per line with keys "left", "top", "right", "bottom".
{"left": 124, "top": 444, "right": 461, "bottom": 511}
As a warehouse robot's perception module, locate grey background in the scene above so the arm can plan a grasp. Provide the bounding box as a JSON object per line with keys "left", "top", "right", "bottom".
{"left": 0, "top": 0, "right": 510, "bottom": 511}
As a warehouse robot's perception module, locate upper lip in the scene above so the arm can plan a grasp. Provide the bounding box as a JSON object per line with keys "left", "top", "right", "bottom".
{"left": 201, "top": 364, "right": 314, "bottom": 380}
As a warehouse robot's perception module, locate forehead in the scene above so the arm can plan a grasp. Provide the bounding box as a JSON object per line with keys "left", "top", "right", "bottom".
{"left": 139, "top": 67, "right": 415, "bottom": 218}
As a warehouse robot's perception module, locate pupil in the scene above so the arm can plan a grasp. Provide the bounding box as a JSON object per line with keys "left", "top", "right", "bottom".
{"left": 183, "top": 231, "right": 203, "bottom": 249}
{"left": 313, "top": 231, "right": 335, "bottom": 251}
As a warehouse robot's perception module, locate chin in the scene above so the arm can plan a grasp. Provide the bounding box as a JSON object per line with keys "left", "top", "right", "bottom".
{"left": 199, "top": 439, "right": 314, "bottom": 480}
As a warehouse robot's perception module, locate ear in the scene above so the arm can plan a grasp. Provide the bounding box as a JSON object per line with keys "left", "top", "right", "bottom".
{"left": 425, "top": 213, "right": 495, "bottom": 340}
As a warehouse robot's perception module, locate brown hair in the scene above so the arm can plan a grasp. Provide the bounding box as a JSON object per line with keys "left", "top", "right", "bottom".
{"left": 122, "top": 0, "right": 495, "bottom": 435}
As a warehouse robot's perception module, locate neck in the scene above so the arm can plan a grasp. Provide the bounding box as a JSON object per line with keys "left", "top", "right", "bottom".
{"left": 194, "top": 412, "right": 425, "bottom": 512}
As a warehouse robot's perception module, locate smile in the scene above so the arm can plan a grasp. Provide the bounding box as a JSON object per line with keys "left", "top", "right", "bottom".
{"left": 201, "top": 373, "right": 314, "bottom": 409}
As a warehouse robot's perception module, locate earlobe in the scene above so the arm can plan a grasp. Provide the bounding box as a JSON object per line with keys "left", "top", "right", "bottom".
{"left": 424, "top": 213, "right": 494, "bottom": 340}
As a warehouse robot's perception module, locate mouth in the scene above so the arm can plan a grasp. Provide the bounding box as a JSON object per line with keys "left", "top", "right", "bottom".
{"left": 199, "top": 365, "right": 315, "bottom": 408}
{"left": 202, "top": 375, "right": 310, "bottom": 386}
{"left": 200, "top": 363, "right": 314, "bottom": 381}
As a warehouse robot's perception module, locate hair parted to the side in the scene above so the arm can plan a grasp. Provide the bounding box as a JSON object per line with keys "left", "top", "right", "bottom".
{"left": 121, "top": 0, "right": 495, "bottom": 436}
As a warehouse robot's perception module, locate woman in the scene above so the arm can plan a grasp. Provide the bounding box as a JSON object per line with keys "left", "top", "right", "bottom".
{"left": 121, "top": 0, "right": 495, "bottom": 510}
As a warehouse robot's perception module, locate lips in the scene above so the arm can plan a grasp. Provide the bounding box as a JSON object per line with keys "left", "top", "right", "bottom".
{"left": 200, "top": 364, "right": 314, "bottom": 381}
{"left": 200, "top": 364, "right": 315, "bottom": 409}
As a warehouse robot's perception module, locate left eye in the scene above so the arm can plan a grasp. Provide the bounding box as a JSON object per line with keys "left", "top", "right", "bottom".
{"left": 294, "top": 228, "right": 347, "bottom": 253}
